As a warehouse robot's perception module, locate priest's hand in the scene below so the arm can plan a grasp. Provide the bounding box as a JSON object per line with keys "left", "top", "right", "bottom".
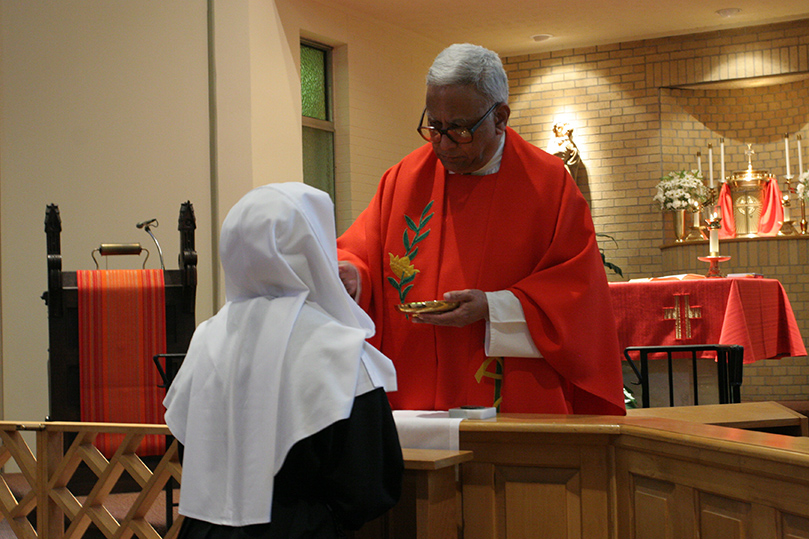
{"left": 339, "top": 261, "right": 360, "bottom": 301}
{"left": 413, "top": 289, "right": 489, "bottom": 327}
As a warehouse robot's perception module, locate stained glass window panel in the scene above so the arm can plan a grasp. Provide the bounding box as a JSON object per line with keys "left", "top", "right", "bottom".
{"left": 301, "top": 45, "right": 327, "bottom": 120}
{"left": 302, "top": 125, "right": 335, "bottom": 200}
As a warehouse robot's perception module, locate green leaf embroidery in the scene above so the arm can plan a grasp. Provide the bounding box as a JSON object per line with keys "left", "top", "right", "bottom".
{"left": 388, "top": 200, "right": 435, "bottom": 304}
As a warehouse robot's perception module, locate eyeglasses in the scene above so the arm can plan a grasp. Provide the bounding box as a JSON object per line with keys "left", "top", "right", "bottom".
{"left": 417, "top": 102, "right": 500, "bottom": 144}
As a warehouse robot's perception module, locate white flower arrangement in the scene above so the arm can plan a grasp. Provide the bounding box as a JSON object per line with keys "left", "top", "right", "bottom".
{"left": 795, "top": 170, "right": 809, "bottom": 202}
{"left": 653, "top": 170, "right": 709, "bottom": 211}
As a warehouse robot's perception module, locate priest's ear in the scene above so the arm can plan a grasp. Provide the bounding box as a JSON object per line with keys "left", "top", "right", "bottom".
{"left": 494, "top": 103, "right": 511, "bottom": 134}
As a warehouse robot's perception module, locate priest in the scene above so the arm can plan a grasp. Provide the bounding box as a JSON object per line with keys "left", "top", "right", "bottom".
{"left": 337, "top": 43, "right": 625, "bottom": 415}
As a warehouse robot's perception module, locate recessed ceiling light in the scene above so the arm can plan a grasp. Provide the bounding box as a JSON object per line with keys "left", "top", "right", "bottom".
{"left": 531, "top": 34, "right": 553, "bottom": 42}
{"left": 716, "top": 7, "right": 741, "bottom": 17}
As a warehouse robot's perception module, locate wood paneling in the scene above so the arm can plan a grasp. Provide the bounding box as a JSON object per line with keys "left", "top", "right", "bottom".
{"left": 458, "top": 406, "right": 809, "bottom": 539}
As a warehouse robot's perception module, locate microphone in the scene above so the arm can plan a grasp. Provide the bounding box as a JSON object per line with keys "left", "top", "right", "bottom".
{"left": 136, "top": 218, "right": 158, "bottom": 229}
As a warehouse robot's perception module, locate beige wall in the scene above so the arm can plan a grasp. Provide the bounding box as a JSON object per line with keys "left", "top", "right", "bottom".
{"left": 0, "top": 1, "right": 212, "bottom": 426}
{"left": 0, "top": 0, "right": 440, "bottom": 429}
{"left": 273, "top": 0, "right": 441, "bottom": 231}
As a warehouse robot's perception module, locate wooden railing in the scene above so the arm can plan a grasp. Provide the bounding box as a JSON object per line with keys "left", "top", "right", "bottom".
{"left": 0, "top": 421, "right": 182, "bottom": 539}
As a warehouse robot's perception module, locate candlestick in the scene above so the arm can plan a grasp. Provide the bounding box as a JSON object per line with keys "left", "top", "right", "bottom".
{"left": 720, "top": 138, "right": 725, "bottom": 183}
{"left": 785, "top": 134, "right": 792, "bottom": 178}
{"left": 698, "top": 255, "right": 731, "bottom": 278}
{"left": 705, "top": 206, "right": 722, "bottom": 256}
{"left": 709, "top": 228, "right": 719, "bottom": 254}
{"left": 779, "top": 175, "right": 798, "bottom": 236}
{"left": 708, "top": 143, "right": 714, "bottom": 188}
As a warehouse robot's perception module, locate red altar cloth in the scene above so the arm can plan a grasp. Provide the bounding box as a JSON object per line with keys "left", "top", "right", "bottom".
{"left": 609, "top": 277, "right": 806, "bottom": 363}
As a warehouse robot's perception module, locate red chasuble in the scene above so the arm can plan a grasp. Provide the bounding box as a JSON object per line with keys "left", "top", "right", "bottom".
{"left": 338, "top": 127, "right": 625, "bottom": 415}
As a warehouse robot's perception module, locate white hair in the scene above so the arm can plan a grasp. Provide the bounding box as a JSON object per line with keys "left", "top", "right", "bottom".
{"left": 426, "top": 43, "right": 509, "bottom": 105}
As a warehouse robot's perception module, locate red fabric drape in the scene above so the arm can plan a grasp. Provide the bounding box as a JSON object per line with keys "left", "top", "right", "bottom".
{"left": 757, "top": 179, "right": 784, "bottom": 236}
{"left": 718, "top": 182, "right": 736, "bottom": 239}
{"left": 78, "top": 269, "right": 166, "bottom": 457}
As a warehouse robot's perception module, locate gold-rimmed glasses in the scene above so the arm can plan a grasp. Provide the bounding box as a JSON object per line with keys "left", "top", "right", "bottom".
{"left": 417, "top": 102, "right": 500, "bottom": 144}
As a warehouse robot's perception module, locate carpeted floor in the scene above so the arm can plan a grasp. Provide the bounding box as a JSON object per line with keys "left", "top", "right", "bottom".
{"left": 0, "top": 472, "right": 179, "bottom": 538}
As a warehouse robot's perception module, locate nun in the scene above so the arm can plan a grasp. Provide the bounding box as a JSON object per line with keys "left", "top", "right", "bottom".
{"left": 164, "top": 182, "right": 403, "bottom": 538}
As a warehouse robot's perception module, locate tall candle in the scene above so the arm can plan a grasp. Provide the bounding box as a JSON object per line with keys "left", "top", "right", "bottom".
{"left": 720, "top": 138, "right": 725, "bottom": 183}
{"left": 709, "top": 228, "right": 719, "bottom": 255}
{"left": 785, "top": 134, "right": 792, "bottom": 177}
{"left": 708, "top": 143, "right": 714, "bottom": 188}
{"left": 697, "top": 151, "right": 702, "bottom": 174}
{"left": 799, "top": 135, "right": 804, "bottom": 174}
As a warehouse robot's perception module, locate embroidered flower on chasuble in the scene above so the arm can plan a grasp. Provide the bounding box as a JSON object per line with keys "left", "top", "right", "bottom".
{"left": 387, "top": 201, "right": 434, "bottom": 303}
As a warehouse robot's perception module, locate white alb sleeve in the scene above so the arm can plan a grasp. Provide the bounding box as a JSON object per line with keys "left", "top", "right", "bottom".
{"left": 484, "top": 290, "right": 543, "bottom": 358}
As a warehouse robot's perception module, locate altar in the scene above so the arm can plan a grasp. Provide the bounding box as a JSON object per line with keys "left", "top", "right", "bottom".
{"left": 608, "top": 277, "right": 806, "bottom": 363}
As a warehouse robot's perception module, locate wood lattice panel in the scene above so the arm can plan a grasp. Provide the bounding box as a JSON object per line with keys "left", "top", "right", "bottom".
{"left": 0, "top": 422, "right": 183, "bottom": 539}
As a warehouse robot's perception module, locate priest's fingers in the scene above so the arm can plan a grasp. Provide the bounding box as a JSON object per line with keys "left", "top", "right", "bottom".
{"left": 338, "top": 261, "right": 360, "bottom": 300}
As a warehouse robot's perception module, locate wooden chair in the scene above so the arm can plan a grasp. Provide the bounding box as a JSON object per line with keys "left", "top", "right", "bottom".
{"left": 624, "top": 344, "right": 743, "bottom": 408}
{"left": 42, "top": 202, "right": 197, "bottom": 425}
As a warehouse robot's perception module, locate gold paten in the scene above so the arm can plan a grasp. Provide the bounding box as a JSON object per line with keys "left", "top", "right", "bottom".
{"left": 395, "top": 300, "right": 460, "bottom": 314}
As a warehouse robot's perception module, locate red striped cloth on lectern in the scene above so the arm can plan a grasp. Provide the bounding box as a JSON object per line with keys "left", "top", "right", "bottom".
{"left": 78, "top": 269, "right": 166, "bottom": 457}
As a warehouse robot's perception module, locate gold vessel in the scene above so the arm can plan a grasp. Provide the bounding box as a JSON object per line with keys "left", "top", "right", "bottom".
{"left": 728, "top": 168, "right": 768, "bottom": 237}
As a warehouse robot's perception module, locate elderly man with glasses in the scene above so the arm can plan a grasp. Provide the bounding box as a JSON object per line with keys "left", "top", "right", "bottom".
{"left": 337, "top": 43, "right": 625, "bottom": 416}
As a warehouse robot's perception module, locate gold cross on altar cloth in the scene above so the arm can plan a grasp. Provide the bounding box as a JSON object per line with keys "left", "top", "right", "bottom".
{"left": 662, "top": 293, "right": 702, "bottom": 339}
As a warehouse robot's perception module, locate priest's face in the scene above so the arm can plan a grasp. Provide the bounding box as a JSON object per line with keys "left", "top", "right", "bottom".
{"left": 423, "top": 84, "right": 509, "bottom": 174}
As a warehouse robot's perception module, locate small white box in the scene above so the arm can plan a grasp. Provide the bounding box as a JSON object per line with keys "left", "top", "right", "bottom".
{"left": 448, "top": 406, "right": 497, "bottom": 420}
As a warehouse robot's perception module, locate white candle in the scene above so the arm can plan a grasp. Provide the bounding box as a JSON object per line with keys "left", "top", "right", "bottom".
{"left": 720, "top": 139, "right": 725, "bottom": 183}
{"left": 785, "top": 134, "right": 791, "bottom": 177}
{"left": 709, "top": 228, "right": 719, "bottom": 254}
{"left": 697, "top": 151, "right": 702, "bottom": 174}
{"left": 708, "top": 143, "right": 714, "bottom": 188}
{"left": 799, "top": 135, "right": 804, "bottom": 174}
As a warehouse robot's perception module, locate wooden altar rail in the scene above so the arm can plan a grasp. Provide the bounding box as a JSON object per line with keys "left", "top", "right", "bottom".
{"left": 7, "top": 404, "right": 809, "bottom": 539}
{"left": 460, "top": 405, "right": 809, "bottom": 539}
{"left": 0, "top": 421, "right": 472, "bottom": 539}
{"left": 0, "top": 421, "right": 181, "bottom": 539}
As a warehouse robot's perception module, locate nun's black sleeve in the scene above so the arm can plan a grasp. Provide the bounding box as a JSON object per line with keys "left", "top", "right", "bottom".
{"left": 273, "top": 386, "right": 404, "bottom": 531}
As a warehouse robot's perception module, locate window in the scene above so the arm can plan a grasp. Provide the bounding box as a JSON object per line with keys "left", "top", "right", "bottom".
{"left": 300, "top": 41, "right": 335, "bottom": 201}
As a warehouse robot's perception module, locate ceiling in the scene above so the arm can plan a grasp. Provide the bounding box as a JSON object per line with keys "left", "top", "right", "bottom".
{"left": 321, "top": 0, "right": 809, "bottom": 57}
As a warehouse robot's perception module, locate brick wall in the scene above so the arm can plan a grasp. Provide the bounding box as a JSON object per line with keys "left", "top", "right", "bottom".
{"left": 503, "top": 19, "right": 809, "bottom": 403}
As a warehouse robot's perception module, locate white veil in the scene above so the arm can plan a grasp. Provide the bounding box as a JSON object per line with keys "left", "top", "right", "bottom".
{"left": 164, "top": 183, "right": 396, "bottom": 526}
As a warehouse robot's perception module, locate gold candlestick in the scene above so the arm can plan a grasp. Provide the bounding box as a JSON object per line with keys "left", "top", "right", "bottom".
{"left": 698, "top": 211, "right": 729, "bottom": 278}
{"left": 698, "top": 255, "right": 731, "bottom": 278}
{"left": 779, "top": 185, "right": 798, "bottom": 236}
